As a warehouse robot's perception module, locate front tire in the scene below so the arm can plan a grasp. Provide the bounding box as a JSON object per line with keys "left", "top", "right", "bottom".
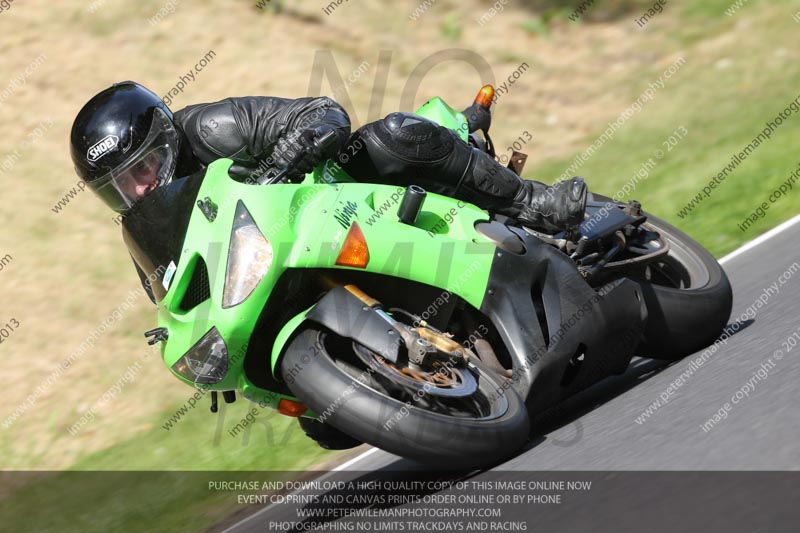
{"left": 281, "top": 328, "right": 530, "bottom": 469}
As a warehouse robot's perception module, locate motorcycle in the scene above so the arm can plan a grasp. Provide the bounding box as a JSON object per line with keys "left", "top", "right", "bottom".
{"left": 124, "top": 86, "right": 732, "bottom": 469}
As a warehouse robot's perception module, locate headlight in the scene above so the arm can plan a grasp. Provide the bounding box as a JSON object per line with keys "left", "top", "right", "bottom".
{"left": 172, "top": 327, "right": 228, "bottom": 384}
{"left": 222, "top": 201, "right": 273, "bottom": 308}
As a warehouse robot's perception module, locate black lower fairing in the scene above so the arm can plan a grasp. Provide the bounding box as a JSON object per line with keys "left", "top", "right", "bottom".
{"left": 121, "top": 170, "right": 205, "bottom": 302}
{"left": 480, "top": 226, "right": 648, "bottom": 414}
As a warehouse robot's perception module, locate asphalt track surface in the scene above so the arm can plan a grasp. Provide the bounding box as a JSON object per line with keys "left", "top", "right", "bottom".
{"left": 223, "top": 215, "right": 800, "bottom": 533}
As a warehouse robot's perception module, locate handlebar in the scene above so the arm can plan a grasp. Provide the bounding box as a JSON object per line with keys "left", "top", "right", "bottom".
{"left": 256, "top": 128, "right": 339, "bottom": 185}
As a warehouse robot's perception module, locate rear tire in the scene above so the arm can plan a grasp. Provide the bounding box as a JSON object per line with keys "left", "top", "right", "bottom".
{"left": 281, "top": 328, "right": 530, "bottom": 469}
{"left": 620, "top": 206, "right": 732, "bottom": 359}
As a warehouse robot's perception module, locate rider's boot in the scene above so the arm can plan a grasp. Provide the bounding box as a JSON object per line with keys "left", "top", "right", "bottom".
{"left": 458, "top": 148, "right": 588, "bottom": 233}
{"left": 507, "top": 176, "right": 588, "bottom": 233}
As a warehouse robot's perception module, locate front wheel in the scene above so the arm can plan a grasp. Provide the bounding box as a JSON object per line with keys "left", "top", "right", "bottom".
{"left": 281, "top": 328, "right": 530, "bottom": 469}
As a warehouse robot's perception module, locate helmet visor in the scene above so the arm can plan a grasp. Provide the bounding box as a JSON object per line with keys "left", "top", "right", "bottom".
{"left": 94, "top": 108, "right": 179, "bottom": 213}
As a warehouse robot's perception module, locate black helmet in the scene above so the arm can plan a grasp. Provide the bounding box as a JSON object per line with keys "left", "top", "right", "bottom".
{"left": 70, "top": 81, "right": 180, "bottom": 213}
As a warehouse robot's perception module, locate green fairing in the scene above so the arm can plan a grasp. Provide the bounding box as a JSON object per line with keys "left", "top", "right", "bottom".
{"left": 156, "top": 97, "right": 491, "bottom": 412}
{"left": 415, "top": 96, "right": 470, "bottom": 142}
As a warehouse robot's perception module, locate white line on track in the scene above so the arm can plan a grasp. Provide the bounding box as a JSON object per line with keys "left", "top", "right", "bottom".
{"left": 332, "top": 447, "right": 380, "bottom": 471}
{"left": 221, "top": 447, "right": 381, "bottom": 532}
{"left": 719, "top": 215, "right": 800, "bottom": 264}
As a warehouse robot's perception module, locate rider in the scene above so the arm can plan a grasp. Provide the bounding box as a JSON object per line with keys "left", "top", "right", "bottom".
{"left": 70, "top": 81, "right": 586, "bottom": 229}
{"left": 69, "top": 81, "right": 588, "bottom": 449}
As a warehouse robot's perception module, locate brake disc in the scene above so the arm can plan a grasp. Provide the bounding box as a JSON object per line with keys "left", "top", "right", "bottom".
{"left": 352, "top": 340, "right": 478, "bottom": 398}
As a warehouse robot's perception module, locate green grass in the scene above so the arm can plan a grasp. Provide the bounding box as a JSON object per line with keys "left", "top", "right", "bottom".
{"left": 439, "top": 12, "right": 463, "bottom": 41}
{"left": 71, "top": 398, "right": 334, "bottom": 471}
{"left": 0, "top": 470, "right": 297, "bottom": 533}
{"left": 0, "top": 400, "right": 336, "bottom": 532}
{"left": 527, "top": 0, "right": 800, "bottom": 257}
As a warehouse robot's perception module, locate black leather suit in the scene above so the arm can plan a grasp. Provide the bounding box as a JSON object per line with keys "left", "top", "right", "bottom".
{"left": 171, "top": 96, "right": 528, "bottom": 213}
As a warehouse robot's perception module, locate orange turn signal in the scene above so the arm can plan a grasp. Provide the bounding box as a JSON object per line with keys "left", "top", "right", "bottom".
{"left": 278, "top": 398, "right": 308, "bottom": 417}
{"left": 335, "top": 222, "right": 370, "bottom": 268}
{"left": 474, "top": 84, "right": 495, "bottom": 109}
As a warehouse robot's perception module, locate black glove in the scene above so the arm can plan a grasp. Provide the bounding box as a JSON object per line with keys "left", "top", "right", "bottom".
{"left": 272, "top": 125, "right": 337, "bottom": 181}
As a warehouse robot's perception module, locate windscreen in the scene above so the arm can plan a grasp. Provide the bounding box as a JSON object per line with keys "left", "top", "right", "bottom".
{"left": 121, "top": 169, "right": 205, "bottom": 302}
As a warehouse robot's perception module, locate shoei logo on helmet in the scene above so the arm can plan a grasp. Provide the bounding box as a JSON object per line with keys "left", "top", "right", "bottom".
{"left": 87, "top": 134, "right": 119, "bottom": 162}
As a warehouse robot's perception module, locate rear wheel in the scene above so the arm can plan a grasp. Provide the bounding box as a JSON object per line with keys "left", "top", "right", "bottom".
{"left": 591, "top": 194, "right": 732, "bottom": 360}
{"left": 281, "top": 327, "right": 530, "bottom": 469}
